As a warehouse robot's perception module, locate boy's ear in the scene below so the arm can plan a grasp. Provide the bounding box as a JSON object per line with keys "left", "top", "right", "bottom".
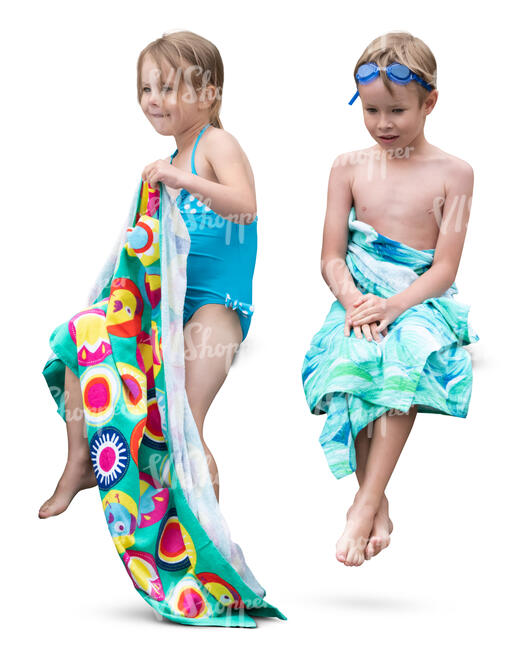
{"left": 423, "top": 89, "right": 438, "bottom": 115}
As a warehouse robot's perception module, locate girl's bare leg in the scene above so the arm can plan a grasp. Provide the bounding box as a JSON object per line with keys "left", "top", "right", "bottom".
{"left": 336, "top": 405, "right": 418, "bottom": 566}
{"left": 354, "top": 422, "right": 393, "bottom": 560}
{"left": 184, "top": 304, "right": 243, "bottom": 502}
{"left": 39, "top": 366, "right": 97, "bottom": 518}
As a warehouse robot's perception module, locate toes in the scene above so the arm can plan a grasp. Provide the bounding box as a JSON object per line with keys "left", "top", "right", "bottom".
{"left": 39, "top": 499, "right": 56, "bottom": 518}
{"left": 346, "top": 545, "right": 365, "bottom": 567}
{"left": 39, "top": 494, "right": 68, "bottom": 518}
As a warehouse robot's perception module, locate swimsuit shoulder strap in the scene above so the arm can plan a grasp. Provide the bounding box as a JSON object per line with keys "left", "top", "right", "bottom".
{"left": 191, "top": 123, "right": 211, "bottom": 175}
{"left": 169, "top": 123, "right": 211, "bottom": 170}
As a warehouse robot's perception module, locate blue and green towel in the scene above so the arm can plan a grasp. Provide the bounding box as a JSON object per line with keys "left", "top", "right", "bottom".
{"left": 301, "top": 206, "right": 479, "bottom": 480}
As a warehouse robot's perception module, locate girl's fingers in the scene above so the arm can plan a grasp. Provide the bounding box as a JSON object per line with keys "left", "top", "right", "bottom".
{"left": 354, "top": 325, "right": 362, "bottom": 339}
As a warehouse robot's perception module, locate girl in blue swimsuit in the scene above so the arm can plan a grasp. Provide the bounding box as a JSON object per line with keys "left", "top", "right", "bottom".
{"left": 169, "top": 123, "right": 257, "bottom": 342}
{"left": 137, "top": 31, "right": 259, "bottom": 502}
{"left": 39, "top": 31, "right": 257, "bottom": 517}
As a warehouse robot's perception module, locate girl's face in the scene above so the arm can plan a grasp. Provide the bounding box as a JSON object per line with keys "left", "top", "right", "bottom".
{"left": 358, "top": 77, "right": 437, "bottom": 151}
{"left": 140, "top": 54, "right": 214, "bottom": 135}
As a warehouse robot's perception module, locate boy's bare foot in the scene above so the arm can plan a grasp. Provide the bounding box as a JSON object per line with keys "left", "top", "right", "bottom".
{"left": 335, "top": 497, "right": 377, "bottom": 567}
{"left": 365, "top": 495, "right": 393, "bottom": 560}
{"left": 39, "top": 452, "right": 98, "bottom": 518}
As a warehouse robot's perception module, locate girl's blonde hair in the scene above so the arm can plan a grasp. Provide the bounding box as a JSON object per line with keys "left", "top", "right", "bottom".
{"left": 354, "top": 32, "right": 437, "bottom": 106}
{"left": 137, "top": 30, "right": 224, "bottom": 128}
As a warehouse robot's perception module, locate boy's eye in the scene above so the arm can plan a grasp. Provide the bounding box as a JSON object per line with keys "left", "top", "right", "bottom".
{"left": 392, "top": 108, "right": 404, "bottom": 113}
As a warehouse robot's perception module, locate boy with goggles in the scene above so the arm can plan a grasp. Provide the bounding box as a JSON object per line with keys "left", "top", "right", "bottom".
{"left": 301, "top": 32, "right": 478, "bottom": 569}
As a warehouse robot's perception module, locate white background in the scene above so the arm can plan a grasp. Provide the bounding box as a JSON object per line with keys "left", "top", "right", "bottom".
{"left": 4, "top": 0, "right": 529, "bottom": 647}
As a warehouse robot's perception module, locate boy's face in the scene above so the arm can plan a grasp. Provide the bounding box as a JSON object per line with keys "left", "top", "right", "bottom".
{"left": 358, "top": 77, "right": 437, "bottom": 150}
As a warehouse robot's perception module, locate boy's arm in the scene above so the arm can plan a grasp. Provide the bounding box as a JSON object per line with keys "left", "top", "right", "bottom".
{"left": 320, "top": 155, "right": 364, "bottom": 310}
{"left": 388, "top": 160, "right": 474, "bottom": 316}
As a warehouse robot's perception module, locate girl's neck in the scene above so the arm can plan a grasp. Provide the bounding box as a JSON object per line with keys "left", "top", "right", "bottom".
{"left": 172, "top": 120, "right": 211, "bottom": 154}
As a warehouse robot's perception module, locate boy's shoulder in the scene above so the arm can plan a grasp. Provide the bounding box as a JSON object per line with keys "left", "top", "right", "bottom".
{"left": 331, "top": 146, "right": 376, "bottom": 170}
{"left": 428, "top": 145, "right": 474, "bottom": 174}
{"left": 332, "top": 144, "right": 473, "bottom": 175}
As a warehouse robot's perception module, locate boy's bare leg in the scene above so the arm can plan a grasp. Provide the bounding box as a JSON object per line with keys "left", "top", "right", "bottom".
{"left": 184, "top": 304, "right": 243, "bottom": 503}
{"left": 353, "top": 422, "right": 394, "bottom": 560}
{"left": 336, "top": 405, "right": 418, "bottom": 566}
{"left": 39, "top": 366, "right": 97, "bottom": 518}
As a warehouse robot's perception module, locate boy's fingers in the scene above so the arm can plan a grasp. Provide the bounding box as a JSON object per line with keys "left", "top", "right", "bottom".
{"left": 362, "top": 324, "right": 373, "bottom": 341}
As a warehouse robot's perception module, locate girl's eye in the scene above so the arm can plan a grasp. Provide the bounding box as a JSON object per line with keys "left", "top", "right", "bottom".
{"left": 143, "top": 87, "right": 150, "bottom": 93}
{"left": 393, "top": 108, "right": 404, "bottom": 113}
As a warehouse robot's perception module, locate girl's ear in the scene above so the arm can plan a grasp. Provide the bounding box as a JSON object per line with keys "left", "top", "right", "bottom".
{"left": 199, "top": 84, "right": 217, "bottom": 109}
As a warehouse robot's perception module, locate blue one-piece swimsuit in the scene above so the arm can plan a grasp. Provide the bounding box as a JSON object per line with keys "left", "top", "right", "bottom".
{"left": 169, "top": 123, "right": 257, "bottom": 341}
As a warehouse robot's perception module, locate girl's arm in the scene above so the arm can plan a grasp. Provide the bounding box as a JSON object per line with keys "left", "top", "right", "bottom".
{"left": 182, "top": 129, "right": 256, "bottom": 223}
{"left": 388, "top": 160, "right": 474, "bottom": 317}
{"left": 145, "top": 129, "right": 257, "bottom": 224}
{"left": 320, "top": 155, "right": 364, "bottom": 310}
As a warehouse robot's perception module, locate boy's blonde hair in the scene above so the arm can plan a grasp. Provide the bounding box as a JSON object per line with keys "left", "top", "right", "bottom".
{"left": 137, "top": 30, "right": 224, "bottom": 128}
{"left": 354, "top": 32, "right": 437, "bottom": 106}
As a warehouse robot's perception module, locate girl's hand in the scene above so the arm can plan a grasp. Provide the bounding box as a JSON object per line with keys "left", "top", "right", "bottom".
{"left": 344, "top": 302, "right": 389, "bottom": 342}
{"left": 141, "top": 159, "right": 184, "bottom": 190}
{"left": 348, "top": 293, "right": 402, "bottom": 333}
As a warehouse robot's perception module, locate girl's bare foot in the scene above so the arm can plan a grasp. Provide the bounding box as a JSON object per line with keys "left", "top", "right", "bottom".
{"left": 365, "top": 495, "right": 393, "bottom": 560}
{"left": 335, "top": 497, "right": 377, "bottom": 567}
{"left": 39, "top": 452, "right": 98, "bottom": 518}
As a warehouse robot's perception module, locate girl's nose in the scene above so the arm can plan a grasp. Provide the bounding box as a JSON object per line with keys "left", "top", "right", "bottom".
{"left": 148, "top": 89, "right": 162, "bottom": 104}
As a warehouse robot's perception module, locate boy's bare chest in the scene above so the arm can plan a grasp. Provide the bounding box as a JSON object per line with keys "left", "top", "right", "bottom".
{"left": 351, "top": 161, "right": 446, "bottom": 251}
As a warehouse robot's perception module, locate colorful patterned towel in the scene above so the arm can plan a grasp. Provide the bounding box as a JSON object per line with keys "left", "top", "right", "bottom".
{"left": 42, "top": 180, "right": 286, "bottom": 627}
{"left": 301, "top": 207, "right": 480, "bottom": 480}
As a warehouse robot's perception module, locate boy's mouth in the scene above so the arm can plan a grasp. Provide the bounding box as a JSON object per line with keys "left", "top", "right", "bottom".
{"left": 379, "top": 135, "right": 399, "bottom": 142}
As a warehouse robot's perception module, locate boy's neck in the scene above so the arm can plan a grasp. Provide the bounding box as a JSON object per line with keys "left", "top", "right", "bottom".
{"left": 376, "top": 130, "right": 432, "bottom": 160}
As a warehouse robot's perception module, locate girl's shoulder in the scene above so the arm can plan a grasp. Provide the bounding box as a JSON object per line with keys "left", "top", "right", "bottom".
{"left": 201, "top": 126, "right": 253, "bottom": 176}
{"left": 203, "top": 125, "right": 247, "bottom": 157}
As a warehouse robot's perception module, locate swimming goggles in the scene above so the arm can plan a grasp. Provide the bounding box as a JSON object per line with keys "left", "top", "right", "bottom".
{"left": 348, "top": 62, "right": 434, "bottom": 105}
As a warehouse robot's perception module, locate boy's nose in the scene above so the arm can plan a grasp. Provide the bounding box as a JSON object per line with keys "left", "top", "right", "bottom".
{"left": 378, "top": 118, "right": 393, "bottom": 129}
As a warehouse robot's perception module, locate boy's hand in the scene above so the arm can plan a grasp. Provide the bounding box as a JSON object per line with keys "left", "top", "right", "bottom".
{"left": 141, "top": 159, "right": 184, "bottom": 190}
{"left": 348, "top": 293, "right": 402, "bottom": 333}
{"left": 344, "top": 301, "right": 389, "bottom": 342}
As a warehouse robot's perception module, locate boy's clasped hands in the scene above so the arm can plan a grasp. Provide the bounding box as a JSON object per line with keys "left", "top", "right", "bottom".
{"left": 344, "top": 292, "right": 403, "bottom": 342}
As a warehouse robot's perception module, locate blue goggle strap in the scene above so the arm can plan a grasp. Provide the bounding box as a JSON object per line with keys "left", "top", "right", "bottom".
{"left": 347, "top": 69, "right": 433, "bottom": 104}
